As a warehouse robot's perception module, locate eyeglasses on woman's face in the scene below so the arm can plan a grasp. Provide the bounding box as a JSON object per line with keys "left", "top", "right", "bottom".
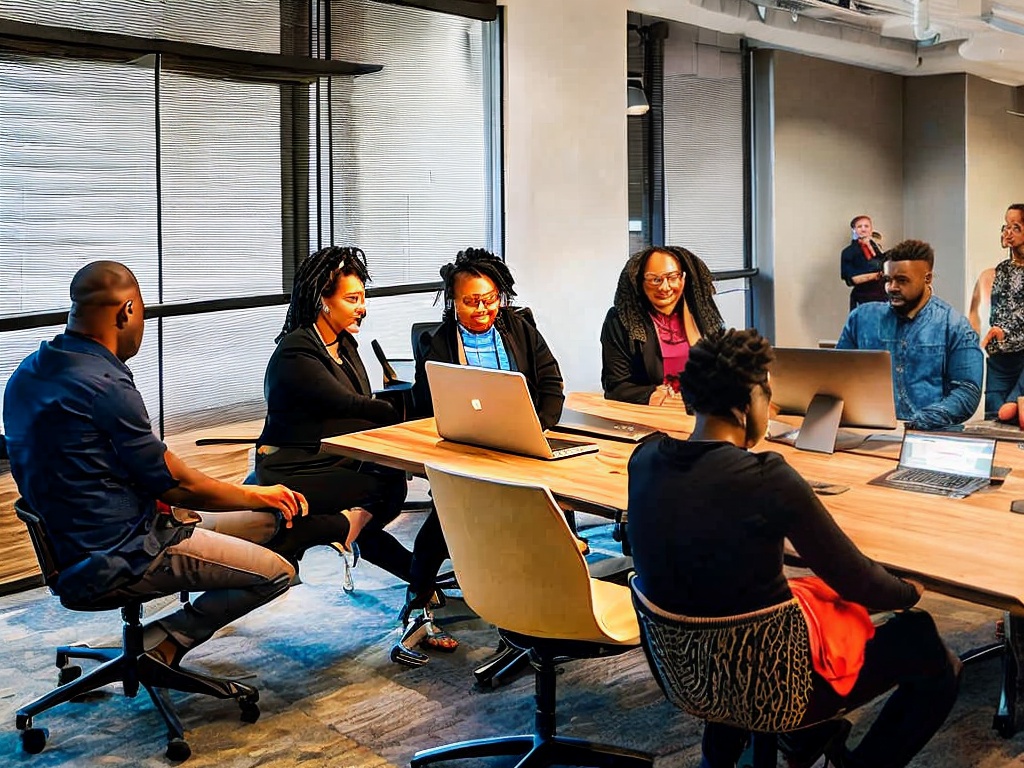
{"left": 643, "top": 271, "right": 684, "bottom": 288}
{"left": 460, "top": 290, "right": 500, "bottom": 309}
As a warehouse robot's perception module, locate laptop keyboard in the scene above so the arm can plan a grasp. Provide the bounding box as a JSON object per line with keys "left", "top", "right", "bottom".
{"left": 888, "top": 468, "right": 978, "bottom": 490}
{"left": 545, "top": 436, "right": 598, "bottom": 458}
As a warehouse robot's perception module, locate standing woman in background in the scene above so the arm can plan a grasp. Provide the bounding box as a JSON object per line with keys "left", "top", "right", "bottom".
{"left": 600, "top": 245, "right": 723, "bottom": 405}
{"left": 983, "top": 205, "right": 1024, "bottom": 420}
{"left": 841, "top": 214, "right": 887, "bottom": 311}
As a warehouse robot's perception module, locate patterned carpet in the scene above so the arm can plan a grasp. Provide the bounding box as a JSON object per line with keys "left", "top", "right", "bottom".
{"left": 1, "top": 512, "right": 1023, "bottom": 767}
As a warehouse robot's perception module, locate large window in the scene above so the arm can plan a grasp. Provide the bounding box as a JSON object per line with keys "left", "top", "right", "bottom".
{"left": 0, "top": 0, "right": 501, "bottom": 432}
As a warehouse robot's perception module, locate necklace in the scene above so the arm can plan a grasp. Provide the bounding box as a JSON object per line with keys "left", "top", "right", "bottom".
{"left": 651, "top": 312, "right": 686, "bottom": 344}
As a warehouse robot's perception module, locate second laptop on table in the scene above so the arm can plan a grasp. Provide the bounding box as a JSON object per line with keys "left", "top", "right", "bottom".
{"left": 425, "top": 361, "right": 598, "bottom": 461}
{"left": 868, "top": 432, "right": 996, "bottom": 499}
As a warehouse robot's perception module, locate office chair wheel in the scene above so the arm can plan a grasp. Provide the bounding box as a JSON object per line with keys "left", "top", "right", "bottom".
{"left": 20, "top": 726, "right": 48, "bottom": 755}
{"left": 165, "top": 736, "right": 191, "bottom": 761}
{"left": 57, "top": 664, "right": 82, "bottom": 686}
{"left": 994, "top": 713, "right": 1016, "bottom": 738}
{"left": 238, "top": 696, "right": 261, "bottom": 724}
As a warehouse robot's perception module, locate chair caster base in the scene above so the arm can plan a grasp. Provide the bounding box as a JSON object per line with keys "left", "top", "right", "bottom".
{"left": 165, "top": 736, "right": 192, "bottom": 761}
{"left": 20, "top": 726, "right": 49, "bottom": 755}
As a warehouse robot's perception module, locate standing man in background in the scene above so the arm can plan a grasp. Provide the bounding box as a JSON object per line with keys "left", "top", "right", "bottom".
{"left": 841, "top": 214, "right": 887, "bottom": 310}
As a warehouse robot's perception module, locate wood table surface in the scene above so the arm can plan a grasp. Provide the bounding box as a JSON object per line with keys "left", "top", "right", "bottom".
{"left": 323, "top": 392, "right": 1024, "bottom": 615}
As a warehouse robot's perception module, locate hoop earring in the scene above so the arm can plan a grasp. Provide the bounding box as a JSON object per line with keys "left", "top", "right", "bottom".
{"left": 322, "top": 304, "right": 331, "bottom": 315}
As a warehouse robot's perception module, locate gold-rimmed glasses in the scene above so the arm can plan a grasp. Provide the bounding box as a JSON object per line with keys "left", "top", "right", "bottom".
{"left": 643, "top": 271, "right": 684, "bottom": 288}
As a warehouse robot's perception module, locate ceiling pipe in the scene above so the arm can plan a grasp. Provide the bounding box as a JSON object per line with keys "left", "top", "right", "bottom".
{"left": 910, "top": 0, "right": 940, "bottom": 44}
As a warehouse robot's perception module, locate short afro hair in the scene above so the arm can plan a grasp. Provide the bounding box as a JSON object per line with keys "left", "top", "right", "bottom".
{"left": 679, "top": 328, "right": 774, "bottom": 417}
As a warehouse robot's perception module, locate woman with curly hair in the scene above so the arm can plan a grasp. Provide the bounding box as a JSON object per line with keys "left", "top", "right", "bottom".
{"left": 600, "top": 246, "right": 724, "bottom": 405}
{"left": 411, "top": 246, "right": 564, "bottom": 427}
{"left": 628, "top": 328, "right": 960, "bottom": 768}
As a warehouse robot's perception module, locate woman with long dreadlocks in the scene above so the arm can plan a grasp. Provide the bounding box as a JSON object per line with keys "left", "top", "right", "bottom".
{"left": 256, "top": 246, "right": 414, "bottom": 594}
{"left": 600, "top": 246, "right": 724, "bottom": 405}
{"left": 393, "top": 247, "right": 566, "bottom": 667}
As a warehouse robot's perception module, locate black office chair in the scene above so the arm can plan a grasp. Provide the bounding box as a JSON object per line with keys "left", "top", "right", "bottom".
{"left": 961, "top": 613, "right": 1024, "bottom": 737}
{"left": 13, "top": 499, "right": 260, "bottom": 761}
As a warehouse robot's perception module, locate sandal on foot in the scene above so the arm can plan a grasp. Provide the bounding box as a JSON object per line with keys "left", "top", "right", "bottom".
{"left": 419, "top": 620, "right": 459, "bottom": 653}
{"left": 328, "top": 541, "right": 360, "bottom": 593}
{"left": 406, "top": 605, "right": 459, "bottom": 653}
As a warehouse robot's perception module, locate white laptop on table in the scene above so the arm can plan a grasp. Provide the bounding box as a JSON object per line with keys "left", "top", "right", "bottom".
{"left": 425, "top": 361, "right": 599, "bottom": 461}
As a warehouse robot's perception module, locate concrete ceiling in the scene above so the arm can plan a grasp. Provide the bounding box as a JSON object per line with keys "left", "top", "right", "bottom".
{"left": 633, "top": 0, "right": 1024, "bottom": 86}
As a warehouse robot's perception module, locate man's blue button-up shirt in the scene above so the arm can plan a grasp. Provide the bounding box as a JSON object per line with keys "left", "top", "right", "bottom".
{"left": 3, "top": 332, "right": 179, "bottom": 591}
{"left": 836, "top": 296, "right": 983, "bottom": 431}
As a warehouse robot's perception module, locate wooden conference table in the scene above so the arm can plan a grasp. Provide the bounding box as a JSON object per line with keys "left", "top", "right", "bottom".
{"left": 324, "top": 391, "right": 1024, "bottom": 732}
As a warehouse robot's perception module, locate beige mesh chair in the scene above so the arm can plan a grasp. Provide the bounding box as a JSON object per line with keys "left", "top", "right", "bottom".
{"left": 411, "top": 463, "right": 653, "bottom": 768}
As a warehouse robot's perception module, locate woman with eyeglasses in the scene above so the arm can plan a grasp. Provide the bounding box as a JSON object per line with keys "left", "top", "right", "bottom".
{"left": 411, "top": 247, "right": 565, "bottom": 428}
{"left": 398, "top": 247, "right": 566, "bottom": 667}
{"left": 981, "top": 204, "right": 1024, "bottom": 422}
{"left": 601, "top": 246, "right": 724, "bottom": 405}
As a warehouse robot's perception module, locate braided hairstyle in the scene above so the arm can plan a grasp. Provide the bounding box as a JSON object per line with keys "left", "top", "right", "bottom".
{"left": 438, "top": 247, "right": 517, "bottom": 323}
{"left": 679, "top": 328, "right": 774, "bottom": 419}
{"left": 278, "top": 246, "right": 370, "bottom": 342}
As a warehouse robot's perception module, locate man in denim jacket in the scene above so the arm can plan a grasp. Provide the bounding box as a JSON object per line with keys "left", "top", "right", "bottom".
{"left": 837, "top": 239, "right": 982, "bottom": 431}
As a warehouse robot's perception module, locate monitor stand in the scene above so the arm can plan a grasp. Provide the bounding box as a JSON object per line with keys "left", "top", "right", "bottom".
{"left": 795, "top": 394, "right": 844, "bottom": 454}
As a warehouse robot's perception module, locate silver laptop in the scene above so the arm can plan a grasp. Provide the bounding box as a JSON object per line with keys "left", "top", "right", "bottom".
{"left": 869, "top": 432, "right": 996, "bottom": 499}
{"left": 425, "top": 361, "right": 598, "bottom": 461}
{"left": 556, "top": 408, "right": 658, "bottom": 444}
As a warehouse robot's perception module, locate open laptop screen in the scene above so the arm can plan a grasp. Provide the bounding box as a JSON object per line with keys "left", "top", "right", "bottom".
{"left": 898, "top": 434, "right": 995, "bottom": 479}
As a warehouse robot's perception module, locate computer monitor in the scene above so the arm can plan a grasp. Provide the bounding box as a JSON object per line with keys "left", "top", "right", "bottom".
{"left": 770, "top": 347, "right": 897, "bottom": 454}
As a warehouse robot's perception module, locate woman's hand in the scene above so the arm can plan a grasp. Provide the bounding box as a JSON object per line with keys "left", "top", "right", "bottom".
{"left": 648, "top": 384, "right": 682, "bottom": 407}
{"left": 902, "top": 578, "right": 926, "bottom": 601}
{"left": 983, "top": 326, "right": 1006, "bottom": 349}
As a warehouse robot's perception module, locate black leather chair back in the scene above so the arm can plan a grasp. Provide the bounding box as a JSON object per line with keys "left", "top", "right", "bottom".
{"left": 15, "top": 499, "right": 60, "bottom": 590}
{"left": 411, "top": 321, "right": 441, "bottom": 365}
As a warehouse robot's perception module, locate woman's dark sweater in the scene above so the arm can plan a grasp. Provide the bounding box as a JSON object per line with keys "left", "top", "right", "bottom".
{"left": 627, "top": 436, "right": 918, "bottom": 617}
{"left": 258, "top": 327, "right": 399, "bottom": 451}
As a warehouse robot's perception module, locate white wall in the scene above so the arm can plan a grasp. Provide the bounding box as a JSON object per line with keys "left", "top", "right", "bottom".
{"left": 502, "top": 0, "right": 629, "bottom": 392}
{"left": 767, "top": 51, "right": 904, "bottom": 347}
{"left": 966, "top": 76, "right": 1024, "bottom": 293}
{"left": 903, "top": 75, "right": 966, "bottom": 310}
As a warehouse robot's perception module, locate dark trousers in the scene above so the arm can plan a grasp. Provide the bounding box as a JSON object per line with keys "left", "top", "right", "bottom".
{"left": 407, "top": 507, "right": 449, "bottom": 608}
{"left": 986, "top": 351, "right": 1024, "bottom": 418}
{"left": 257, "top": 448, "right": 412, "bottom": 582}
{"left": 700, "top": 610, "right": 961, "bottom": 768}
